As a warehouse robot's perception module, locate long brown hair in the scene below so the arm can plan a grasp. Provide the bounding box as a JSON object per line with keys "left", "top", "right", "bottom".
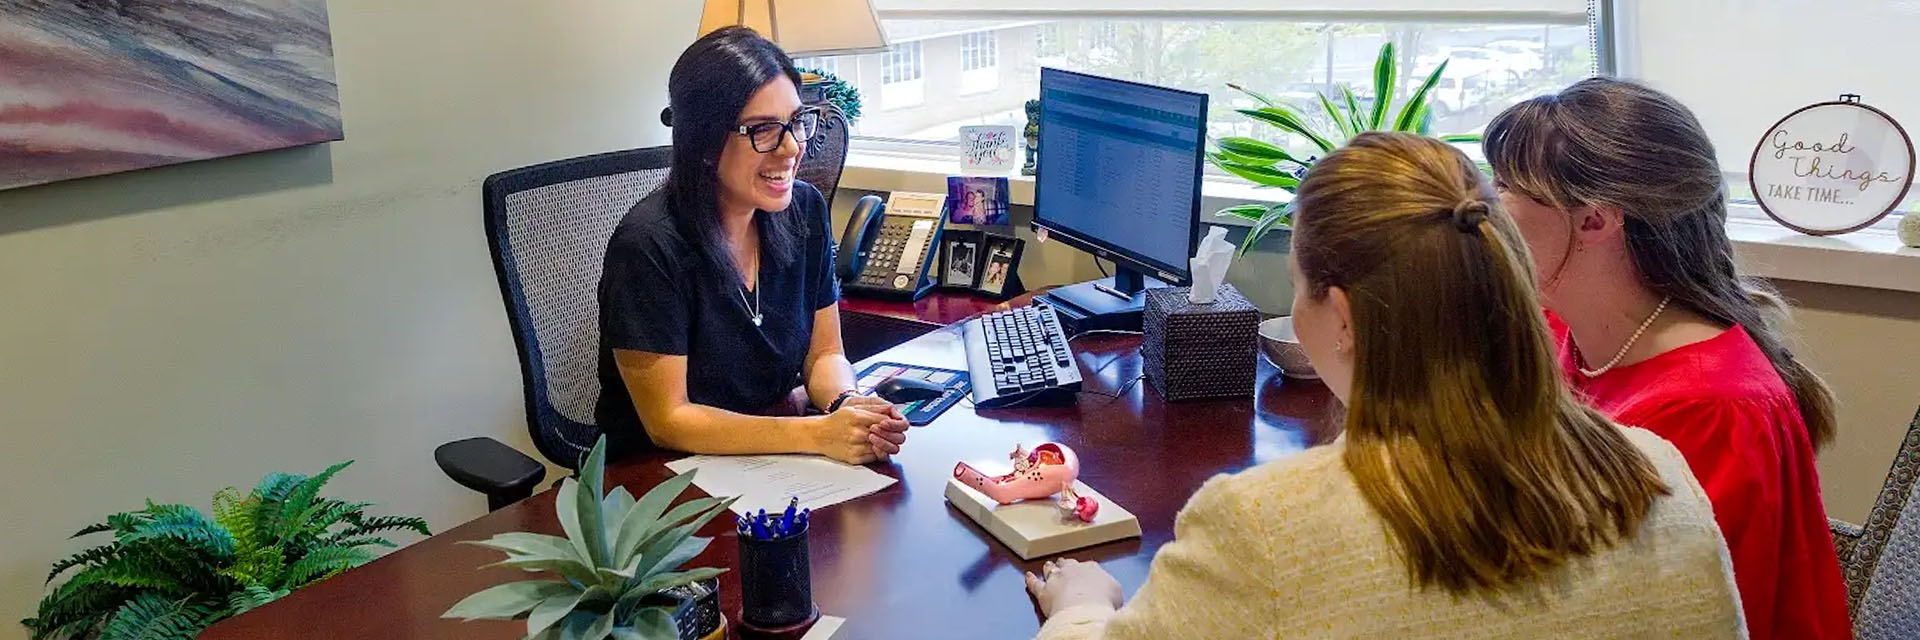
{"left": 1292, "top": 132, "right": 1670, "bottom": 593}
{"left": 1483, "top": 77, "right": 1837, "bottom": 448}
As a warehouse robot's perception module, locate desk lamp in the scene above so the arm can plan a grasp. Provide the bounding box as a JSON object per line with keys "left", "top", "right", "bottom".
{"left": 698, "top": 0, "right": 891, "bottom": 96}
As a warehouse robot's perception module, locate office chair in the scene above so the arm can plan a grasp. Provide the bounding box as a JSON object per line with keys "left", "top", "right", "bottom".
{"left": 795, "top": 104, "right": 851, "bottom": 210}
{"left": 435, "top": 147, "right": 673, "bottom": 511}
{"left": 1830, "top": 403, "right": 1920, "bottom": 638}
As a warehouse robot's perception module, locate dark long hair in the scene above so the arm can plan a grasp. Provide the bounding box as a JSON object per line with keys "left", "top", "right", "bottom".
{"left": 663, "top": 27, "right": 804, "bottom": 280}
{"left": 1484, "top": 77, "right": 1837, "bottom": 448}
{"left": 1294, "top": 132, "right": 1667, "bottom": 593}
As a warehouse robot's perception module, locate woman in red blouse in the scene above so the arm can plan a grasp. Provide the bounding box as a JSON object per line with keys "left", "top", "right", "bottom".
{"left": 1482, "top": 78, "right": 1850, "bottom": 639}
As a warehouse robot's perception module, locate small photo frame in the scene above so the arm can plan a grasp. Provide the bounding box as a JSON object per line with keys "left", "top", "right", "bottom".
{"left": 975, "top": 232, "right": 1025, "bottom": 299}
{"left": 946, "top": 176, "right": 1011, "bottom": 227}
{"left": 940, "top": 229, "right": 983, "bottom": 289}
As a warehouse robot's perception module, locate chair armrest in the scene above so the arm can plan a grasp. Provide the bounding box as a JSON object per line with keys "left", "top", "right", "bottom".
{"left": 1831, "top": 517, "right": 1864, "bottom": 566}
{"left": 435, "top": 437, "right": 547, "bottom": 511}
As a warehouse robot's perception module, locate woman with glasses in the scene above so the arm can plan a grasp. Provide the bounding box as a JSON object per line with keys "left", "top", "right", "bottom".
{"left": 595, "top": 27, "right": 908, "bottom": 462}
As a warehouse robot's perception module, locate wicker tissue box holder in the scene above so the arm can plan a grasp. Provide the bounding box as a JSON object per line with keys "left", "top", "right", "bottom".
{"left": 1142, "top": 283, "right": 1260, "bottom": 401}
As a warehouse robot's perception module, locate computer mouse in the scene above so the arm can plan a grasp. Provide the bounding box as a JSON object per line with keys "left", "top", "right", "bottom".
{"left": 871, "top": 376, "right": 947, "bottom": 404}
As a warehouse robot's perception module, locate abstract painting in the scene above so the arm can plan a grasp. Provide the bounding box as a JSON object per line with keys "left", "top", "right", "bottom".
{"left": 0, "top": 0, "right": 342, "bottom": 191}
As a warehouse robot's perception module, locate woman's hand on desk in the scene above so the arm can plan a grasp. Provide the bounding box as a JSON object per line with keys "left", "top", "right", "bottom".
{"left": 838, "top": 396, "right": 910, "bottom": 459}
{"left": 814, "top": 405, "right": 908, "bottom": 464}
{"left": 1025, "top": 558, "right": 1124, "bottom": 618}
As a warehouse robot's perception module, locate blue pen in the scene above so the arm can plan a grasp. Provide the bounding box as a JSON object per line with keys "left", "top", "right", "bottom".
{"left": 749, "top": 516, "right": 769, "bottom": 541}
{"left": 779, "top": 497, "right": 798, "bottom": 535}
{"left": 798, "top": 508, "right": 810, "bottom": 531}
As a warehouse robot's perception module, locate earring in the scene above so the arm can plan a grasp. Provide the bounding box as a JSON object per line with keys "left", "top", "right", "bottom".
{"left": 1334, "top": 340, "right": 1345, "bottom": 353}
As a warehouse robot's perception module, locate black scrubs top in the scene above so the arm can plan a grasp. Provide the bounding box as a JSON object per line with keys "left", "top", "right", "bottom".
{"left": 595, "top": 181, "right": 839, "bottom": 454}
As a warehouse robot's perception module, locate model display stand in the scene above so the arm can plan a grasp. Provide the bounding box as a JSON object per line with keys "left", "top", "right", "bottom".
{"left": 945, "top": 444, "right": 1141, "bottom": 559}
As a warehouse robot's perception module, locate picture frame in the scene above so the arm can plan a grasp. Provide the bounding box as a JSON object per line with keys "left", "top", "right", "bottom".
{"left": 946, "top": 176, "right": 1012, "bottom": 227}
{"left": 940, "top": 229, "right": 984, "bottom": 290}
{"left": 974, "top": 232, "right": 1025, "bottom": 299}
{"left": 1747, "top": 94, "right": 1915, "bottom": 236}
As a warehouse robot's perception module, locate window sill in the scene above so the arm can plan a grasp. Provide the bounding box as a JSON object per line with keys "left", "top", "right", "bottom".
{"left": 839, "top": 150, "right": 1920, "bottom": 294}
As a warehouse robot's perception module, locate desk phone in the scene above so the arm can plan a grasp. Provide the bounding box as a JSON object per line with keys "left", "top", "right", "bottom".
{"left": 836, "top": 191, "right": 947, "bottom": 300}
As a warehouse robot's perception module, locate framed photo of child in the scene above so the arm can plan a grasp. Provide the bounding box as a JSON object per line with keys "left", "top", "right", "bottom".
{"left": 940, "top": 229, "right": 983, "bottom": 289}
{"left": 946, "top": 176, "right": 1011, "bottom": 227}
{"left": 975, "top": 232, "right": 1025, "bottom": 299}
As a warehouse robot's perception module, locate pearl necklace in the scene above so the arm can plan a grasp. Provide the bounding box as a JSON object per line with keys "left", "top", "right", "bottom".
{"left": 1577, "top": 296, "right": 1670, "bottom": 378}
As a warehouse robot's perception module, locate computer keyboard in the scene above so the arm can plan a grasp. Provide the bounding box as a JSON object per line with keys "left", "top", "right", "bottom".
{"left": 961, "top": 304, "right": 1083, "bottom": 407}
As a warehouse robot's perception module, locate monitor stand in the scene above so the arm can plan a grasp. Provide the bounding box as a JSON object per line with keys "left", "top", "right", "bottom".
{"left": 1038, "top": 266, "right": 1165, "bottom": 333}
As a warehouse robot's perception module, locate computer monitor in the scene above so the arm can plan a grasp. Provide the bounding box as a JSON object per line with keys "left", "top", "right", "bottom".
{"left": 1033, "top": 68, "right": 1207, "bottom": 331}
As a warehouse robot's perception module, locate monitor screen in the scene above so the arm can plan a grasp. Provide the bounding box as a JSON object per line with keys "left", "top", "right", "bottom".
{"left": 1034, "top": 68, "right": 1207, "bottom": 282}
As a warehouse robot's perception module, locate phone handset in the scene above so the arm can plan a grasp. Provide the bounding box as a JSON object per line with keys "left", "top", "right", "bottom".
{"left": 837, "top": 195, "right": 885, "bottom": 282}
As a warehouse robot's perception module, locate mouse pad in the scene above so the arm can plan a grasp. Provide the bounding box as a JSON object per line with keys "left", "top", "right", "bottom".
{"left": 855, "top": 361, "right": 971, "bottom": 426}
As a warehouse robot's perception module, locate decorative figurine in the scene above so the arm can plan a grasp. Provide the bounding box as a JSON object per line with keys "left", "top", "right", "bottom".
{"left": 953, "top": 443, "right": 1099, "bottom": 522}
{"left": 1021, "top": 98, "right": 1040, "bottom": 176}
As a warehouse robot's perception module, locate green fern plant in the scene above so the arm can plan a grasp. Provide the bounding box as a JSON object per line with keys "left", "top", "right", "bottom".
{"left": 22, "top": 461, "right": 430, "bottom": 640}
{"left": 444, "top": 436, "right": 736, "bottom": 640}
{"left": 798, "top": 67, "right": 861, "bottom": 125}
{"left": 1211, "top": 41, "right": 1485, "bottom": 254}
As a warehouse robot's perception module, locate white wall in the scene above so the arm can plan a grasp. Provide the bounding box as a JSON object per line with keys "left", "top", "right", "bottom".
{"left": 0, "top": 0, "right": 700, "bottom": 633}
{"left": 1620, "top": 0, "right": 1920, "bottom": 172}
{"left": 1617, "top": 0, "right": 1920, "bottom": 521}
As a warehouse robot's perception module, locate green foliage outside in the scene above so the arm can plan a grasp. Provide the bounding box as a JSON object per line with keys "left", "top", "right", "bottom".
{"left": 22, "top": 461, "right": 431, "bottom": 640}
{"left": 1209, "top": 42, "right": 1485, "bottom": 254}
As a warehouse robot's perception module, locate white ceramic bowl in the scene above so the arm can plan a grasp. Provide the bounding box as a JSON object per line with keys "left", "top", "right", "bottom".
{"left": 1257, "top": 316, "right": 1319, "bottom": 380}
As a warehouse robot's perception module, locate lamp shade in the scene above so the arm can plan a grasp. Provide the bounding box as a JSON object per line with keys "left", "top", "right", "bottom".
{"left": 699, "top": 0, "right": 890, "bottom": 57}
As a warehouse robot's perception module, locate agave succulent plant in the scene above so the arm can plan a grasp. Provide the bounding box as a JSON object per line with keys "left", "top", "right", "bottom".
{"left": 22, "top": 461, "right": 430, "bottom": 640}
{"left": 444, "top": 436, "right": 737, "bottom": 640}
{"left": 1210, "top": 41, "right": 1486, "bottom": 254}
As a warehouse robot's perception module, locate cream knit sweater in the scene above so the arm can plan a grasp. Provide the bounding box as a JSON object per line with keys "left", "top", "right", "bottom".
{"left": 1035, "top": 427, "right": 1747, "bottom": 639}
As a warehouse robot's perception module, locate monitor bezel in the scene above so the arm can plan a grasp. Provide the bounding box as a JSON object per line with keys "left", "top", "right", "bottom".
{"left": 1031, "top": 67, "right": 1207, "bottom": 286}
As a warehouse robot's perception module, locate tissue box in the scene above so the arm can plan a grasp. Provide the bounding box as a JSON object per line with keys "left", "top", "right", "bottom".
{"left": 1142, "top": 284, "right": 1260, "bottom": 401}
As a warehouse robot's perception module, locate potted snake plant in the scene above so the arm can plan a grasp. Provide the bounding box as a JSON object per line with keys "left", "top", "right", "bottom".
{"left": 444, "top": 437, "right": 736, "bottom": 640}
{"left": 1211, "top": 41, "right": 1485, "bottom": 254}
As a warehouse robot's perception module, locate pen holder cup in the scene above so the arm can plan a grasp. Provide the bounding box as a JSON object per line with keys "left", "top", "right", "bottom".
{"left": 738, "top": 521, "right": 816, "bottom": 630}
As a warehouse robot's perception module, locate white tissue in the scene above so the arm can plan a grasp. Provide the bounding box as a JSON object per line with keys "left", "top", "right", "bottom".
{"left": 1188, "top": 226, "right": 1235, "bottom": 304}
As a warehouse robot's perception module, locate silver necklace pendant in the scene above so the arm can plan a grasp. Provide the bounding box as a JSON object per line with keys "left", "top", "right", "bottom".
{"left": 751, "top": 312, "right": 763, "bottom": 327}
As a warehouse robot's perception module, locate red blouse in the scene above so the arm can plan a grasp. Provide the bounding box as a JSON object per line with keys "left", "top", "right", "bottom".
{"left": 1552, "top": 316, "right": 1850, "bottom": 639}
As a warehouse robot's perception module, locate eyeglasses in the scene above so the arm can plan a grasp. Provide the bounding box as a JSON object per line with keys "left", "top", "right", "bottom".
{"left": 735, "top": 109, "right": 821, "bottom": 153}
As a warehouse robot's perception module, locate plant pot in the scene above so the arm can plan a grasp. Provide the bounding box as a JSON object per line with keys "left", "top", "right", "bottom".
{"left": 658, "top": 576, "right": 724, "bottom": 640}
{"left": 738, "top": 522, "right": 817, "bottom": 630}
{"left": 698, "top": 618, "right": 726, "bottom": 640}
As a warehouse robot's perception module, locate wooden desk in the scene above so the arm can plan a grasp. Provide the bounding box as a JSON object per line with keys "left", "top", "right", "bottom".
{"left": 202, "top": 323, "right": 1339, "bottom": 640}
{"left": 837, "top": 291, "right": 1014, "bottom": 364}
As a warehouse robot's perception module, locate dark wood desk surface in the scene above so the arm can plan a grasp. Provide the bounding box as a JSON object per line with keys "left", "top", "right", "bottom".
{"left": 838, "top": 291, "right": 1014, "bottom": 327}
{"left": 202, "top": 322, "right": 1339, "bottom": 640}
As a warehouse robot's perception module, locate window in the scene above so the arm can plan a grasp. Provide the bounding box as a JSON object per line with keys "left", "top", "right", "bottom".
{"left": 880, "top": 41, "right": 926, "bottom": 109}
{"left": 1623, "top": 0, "right": 1914, "bottom": 230}
{"left": 793, "top": 56, "right": 839, "bottom": 78}
{"left": 810, "top": 2, "right": 1595, "bottom": 147}
{"left": 960, "top": 31, "right": 1000, "bottom": 93}
{"left": 881, "top": 41, "right": 924, "bottom": 84}
{"left": 962, "top": 31, "right": 998, "bottom": 71}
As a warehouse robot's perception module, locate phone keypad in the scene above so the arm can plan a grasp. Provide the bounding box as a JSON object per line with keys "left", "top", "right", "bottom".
{"left": 857, "top": 220, "right": 919, "bottom": 289}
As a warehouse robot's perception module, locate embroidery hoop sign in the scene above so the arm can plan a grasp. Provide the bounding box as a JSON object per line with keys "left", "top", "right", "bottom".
{"left": 1748, "top": 94, "right": 1915, "bottom": 235}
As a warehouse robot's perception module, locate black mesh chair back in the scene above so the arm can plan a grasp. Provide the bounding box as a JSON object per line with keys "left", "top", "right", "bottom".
{"left": 483, "top": 147, "right": 673, "bottom": 468}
